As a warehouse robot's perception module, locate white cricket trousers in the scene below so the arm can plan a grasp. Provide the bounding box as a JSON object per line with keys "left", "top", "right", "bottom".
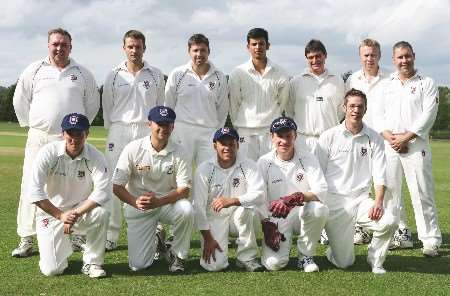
{"left": 200, "top": 206, "right": 259, "bottom": 271}
{"left": 105, "top": 122, "right": 148, "bottom": 242}
{"left": 171, "top": 121, "right": 216, "bottom": 167}
{"left": 324, "top": 193, "right": 396, "bottom": 269}
{"left": 124, "top": 199, "right": 194, "bottom": 271}
{"left": 236, "top": 127, "right": 272, "bottom": 161}
{"left": 384, "top": 137, "right": 442, "bottom": 249}
{"left": 17, "top": 128, "right": 62, "bottom": 238}
{"left": 262, "top": 201, "right": 329, "bottom": 271}
{"left": 36, "top": 206, "right": 109, "bottom": 276}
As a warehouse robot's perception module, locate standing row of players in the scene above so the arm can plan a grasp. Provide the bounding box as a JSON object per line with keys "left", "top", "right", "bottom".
{"left": 11, "top": 27, "right": 441, "bottom": 277}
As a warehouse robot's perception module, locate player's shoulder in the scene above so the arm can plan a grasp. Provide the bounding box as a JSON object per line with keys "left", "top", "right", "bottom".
{"left": 123, "top": 136, "right": 147, "bottom": 153}
{"left": 169, "top": 63, "right": 189, "bottom": 76}
{"left": 84, "top": 142, "right": 106, "bottom": 161}
{"left": 363, "top": 124, "right": 383, "bottom": 142}
{"left": 145, "top": 63, "right": 164, "bottom": 76}
{"left": 20, "top": 58, "right": 47, "bottom": 77}
{"left": 196, "top": 158, "right": 216, "bottom": 175}
{"left": 258, "top": 150, "right": 274, "bottom": 164}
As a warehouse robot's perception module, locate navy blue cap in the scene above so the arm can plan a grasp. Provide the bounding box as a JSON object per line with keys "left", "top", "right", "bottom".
{"left": 270, "top": 116, "right": 297, "bottom": 133}
{"left": 61, "top": 113, "right": 90, "bottom": 131}
{"left": 213, "top": 127, "right": 239, "bottom": 142}
{"left": 148, "top": 106, "right": 176, "bottom": 123}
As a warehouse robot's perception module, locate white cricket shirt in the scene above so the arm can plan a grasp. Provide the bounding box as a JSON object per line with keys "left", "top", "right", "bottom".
{"left": 113, "top": 136, "right": 191, "bottom": 199}
{"left": 287, "top": 68, "right": 345, "bottom": 136}
{"left": 193, "top": 156, "right": 265, "bottom": 230}
{"left": 346, "top": 68, "right": 389, "bottom": 130}
{"left": 102, "top": 61, "right": 165, "bottom": 129}
{"left": 257, "top": 148, "right": 328, "bottom": 203}
{"left": 13, "top": 57, "right": 100, "bottom": 134}
{"left": 378, "top": 71, "right": 439, "bottom": 140}
{"left": 164, "top": 61, "right": 229, "bottom": 128}
{"left": 229, "top": 59, "right": 290, "bottom": 129}
{"left": 316, "top": 122, "right": 386, "bottom": 197}
{"left": 28, "top": 140, "right": 109, "bottom": 208}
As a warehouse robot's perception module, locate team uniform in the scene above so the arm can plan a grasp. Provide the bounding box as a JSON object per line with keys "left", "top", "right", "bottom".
{"left": 258, "top": 149, "right": 329, "bottom": 271}
{"left": 287, "top": 68, "right": 345, "bottom": 152}
{"left": 346, "top": 69, "right": 389, "bottom": 129}
{"left": 28, "top": 140, "right": 109, "bottom": 276}
{"left": 13, "top": 57, "right": 100, "bottom": 242}
{"left": 316, "top": 122, "right": 396, "bottom": 271}
{"left": 229, "top": 59, "right": 290, "bottom": 160}
{"left": 193, "top": 156, "right": 265, "bottom": 271}
{"left": 112, "top": 136, "right": 194, "bottom": 271}
{"left": 165, "top": 62, "right": 229, "bottom": 167}
{"left": 379, "top": 72, "right": 441, "bottom": 250}
{"left": 102, "top": 60, "right": 165, "bottom": 244}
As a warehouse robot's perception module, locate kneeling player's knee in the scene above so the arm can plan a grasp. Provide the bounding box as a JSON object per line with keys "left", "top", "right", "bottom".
{"left": 378, "top": 212, "right": 398, "bottom": 234}
{"left": 176, "top": 200, "right": 194, "bottom": 218}
{"left": 90, "top": 206, "right": 109, "bottom": 224}
{"left": 235, "top": 207, "right": 254, "bottom": 224}
{"left": 264, "top": 256, "right": 288, "bottom": 271}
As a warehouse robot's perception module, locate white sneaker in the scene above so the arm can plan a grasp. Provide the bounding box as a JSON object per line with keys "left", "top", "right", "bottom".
{"left": 166, "top": 250, "right": 185, "bottom": 273}
{"left": 320, "top": 229, "right": 329, "bottom": 245}
{"left": 154, "top": 225, "right": 166, "bottom": 261}
{"left": 105, "top": 240, "right": 117, "bottom": 251}
{"left": 423, "top": 246, "right": 440, "bottom": 257}
{"left": 81, "top": 264, "right": 107, "bottom": 278}
{"left": 354, "top": 226, "right": 371, "bottom": 245}
{"left": 11, "top": 237, "right": 33, "bottom": 258}
{"left": 297, "top": 255, "right": 319, "bottom": 272}
{"left": 71, "top": 235, "right": 86, "bottom": 252}
{"left": 389, "top": 228, "right": 413, "bottom": 250}
{"left": 236, "top": 258, "right": 264, "bottom": 272}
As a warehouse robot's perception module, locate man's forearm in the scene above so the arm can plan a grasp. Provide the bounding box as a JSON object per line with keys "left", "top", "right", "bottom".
{"left": 158, "top": 187, "right": 190, "bottom": 207}
{"left": 113, "top": 184, "right": 137, "bottom": 207}
{"left": 34, "top": 199, "right": 63, "bottom": 220}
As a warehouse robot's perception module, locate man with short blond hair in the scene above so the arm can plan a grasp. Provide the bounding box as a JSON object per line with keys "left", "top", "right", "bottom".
{"left": 12, "top": 28, "right": 100, "bottom": 257}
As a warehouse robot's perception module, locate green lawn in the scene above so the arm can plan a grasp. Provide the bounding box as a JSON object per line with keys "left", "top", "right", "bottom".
{"left": 0, "top": 122, "right": 449, "bottom": 296}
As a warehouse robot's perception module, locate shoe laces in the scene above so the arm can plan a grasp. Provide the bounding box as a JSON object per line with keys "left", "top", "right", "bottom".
{"left": 300, "top": 256, "right": 314, "bottom": 267}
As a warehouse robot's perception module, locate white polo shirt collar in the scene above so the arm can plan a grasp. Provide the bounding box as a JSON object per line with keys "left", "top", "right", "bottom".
{"left": 244, "top": 58, "right": 274, "bottom": 75}
{"left": 338, "top": 121, "right": 370, "bottom": 138}
{"left": 56, "top": 140, "right": 90, "bottom": 161}
{"left": 142, "top": 136, "right": 176, "bottom": 156}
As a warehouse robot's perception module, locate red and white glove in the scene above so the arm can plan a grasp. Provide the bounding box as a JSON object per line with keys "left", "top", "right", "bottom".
{"left": 269, "top": 192, "right": 305, "bottom": 218}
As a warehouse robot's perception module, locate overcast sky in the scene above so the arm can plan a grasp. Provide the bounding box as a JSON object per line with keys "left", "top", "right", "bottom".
{"left": 1, "top": 0, "right": 449, "bottom": 87}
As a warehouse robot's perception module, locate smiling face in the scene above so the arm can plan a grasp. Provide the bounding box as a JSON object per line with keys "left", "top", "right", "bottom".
{"left": 189, "top": 42, "right": 209, "bottom": 66}
{"left": 214, "top": 137, "right": 238, "bottom": 168}
{"left": 271, "top": 129, "right": 296, "bottom": 160}
{"left": 393, "top": 46, "right": 415, "bottom": 79}
{"left": 247, "top": 37, "right": 269, "bottom": 60}
{"left": 48, "top": 33, "right": 71, "bottom": 67}
{"left": 344, "top": 95, "right": 366, "bottom": 125}
{"left": 123, "top": 37, "right": 145, "bottom": 65}
{"left": 63, "top": 129, "right": 88, "bottom": 158}
{"left": 149, "top": 121, "right": 174, "bottom": 142}
{"left": 306, "top": 50, "right": 326, "bottom": 75}
{"left": 359, "top": 45, "right": 380, "bottom": 74}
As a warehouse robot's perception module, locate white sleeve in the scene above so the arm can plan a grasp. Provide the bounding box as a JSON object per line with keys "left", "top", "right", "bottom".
{"left": 87, "top": 151, "right": 110, "bottom": 206}
{"left": 175, "top": 151, "right": 192, "bottom": 189}
{"left": 277, "top": 73, "right": 291, "bottom": 115}
{"left": 164, "top": 70, "right": 178, "bottom": 108}
{"left": 156, "top": 69, "right": 166, "bottom": 106}
{"left": 216, "top": 73, "right": 230, "bottom": 127}
{"left": 285, "top": 78, "right": 296, "bottom": 118}
{"left": 112, "top": 144, "right": 133, "bottom": 186}
{"left": 335, "top": 77, "right": 345, "bottom": 121}
{"left": 192, "top": 166, "right": 210, "bottom": 230}
{"left": 371, "top": 133, "right": 387, "bottom": 187}
{"left": 256, "top": 157, "right": 271, "bottom": 216}
{"left": 101, "top": 71, "right": 115, "bottom": 129}
{"left": 303, "top": 154, "right": 328, "bottom": 202}
{"left": 237, "top": 162, "right": 265, "bottom": 207}
{"left": 410, "top": 78, "right": 439, "bottom": 139}
{"left": 28, "top": 146, "right": 52, "bottom": 203}
{"left": 83, "top": 69, "right": 100, "bottom": 123}
{"left": 228, "top": 69, "right": 242, "bottom": 123}
{"left": 315, "top": 132, "right": 331, "bottom": 175}
{"left": 13, "top": 63, "right": 39, "bottom": 127}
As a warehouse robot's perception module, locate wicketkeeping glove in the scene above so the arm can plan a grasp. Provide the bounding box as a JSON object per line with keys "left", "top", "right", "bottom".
{"left": 261, "top": 219, "right": 286, "bottom": 252}
{"left": 281, "top": 192, "right": 305, "bottom": 208}
{"left": 269, "top": 200, "right": 290, "bottom": 218}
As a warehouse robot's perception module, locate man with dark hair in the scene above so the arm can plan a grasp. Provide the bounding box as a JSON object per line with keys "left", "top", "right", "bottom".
{"left": 316, "top": 89, "right": 396, "bottom": 274}
{"left": 102, "top": 29, "right": 166, "bottom": 251}
{"left": 165, "top": 33, "right": 229, "bottom": 170}
{"left": 12, "top": 28, "right": 100, "bottom": 257}
{"left": 287, "top": 39, "right": 345, "bottom": 153}
{"left": 379, "top": 41, "right": 441, "bottom": 256}
{"left": 229, "top": 28, "right": 290, "bottom": 161}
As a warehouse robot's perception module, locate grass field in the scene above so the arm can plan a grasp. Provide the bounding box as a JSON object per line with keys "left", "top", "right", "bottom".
{"left": 0, "top": 122, "right": 449, "bottom": 296}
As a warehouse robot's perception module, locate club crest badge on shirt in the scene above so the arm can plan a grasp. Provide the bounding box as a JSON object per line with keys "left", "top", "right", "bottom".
{"left": 77, "top": 170, "right": 85, "bottom": 178}
{"left": 209, "top": 81, "right": 216, "bottom": 90}
{"left": 165, "top": 164, "right": 174, "bottom": 175}
{"left": 232, "top": 177, "right": 240, "bottom": 188}
{"left": 108, "top": 143, "right": 114, "bottom": 152}
{"left": 70, "top": 74, "right": 78, "bottom": 81}
{"left": 143, "top": 80, "right": 150, "bottom": 89}
{"left": 296, "top": 173, "right": 304, "bottom": 182}
{"left": 361, "top": 147, "right": 368, "bottom": 157}
{"left": 42, "top": 218, "right": 49, "bottom": 228}
{"left": 410, "top": 86, "right": 416, "bottom": 94}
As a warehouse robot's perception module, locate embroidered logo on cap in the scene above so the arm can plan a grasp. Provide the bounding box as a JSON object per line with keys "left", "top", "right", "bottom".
{"left": 69, "top": 115, "right": 78, "bottom": 125}
{"left": 159, "top": 108, "right": 168, "bottom": 117}
{"left": 222, "top": 127, "right": 230, "bottom": 133}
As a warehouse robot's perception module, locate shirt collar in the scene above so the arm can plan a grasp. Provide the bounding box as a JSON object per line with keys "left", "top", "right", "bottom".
{"left": 43, "top": 57, "right": 78, "bottom": 69}
{"left": 244, "top": 58, "right": 273, "bottom": 74}
{"left": 118, "top": 60, "right": 151, "bottom": 72}
{"left": 143, "top": 136, "right": 176, "bottom": 156}
{"left": 390, "top": 70, "right": 420, "bottom": 81}
{"left": 302, "top": 67, "right": 332, "bottom": 78}
{"left": 56, "top": 140, "right": 90, "bottom": 160}
{"left": 338, "top": 121, "right": 370, "bottom": 138}
{"left": 355, "top": 68, "right": 387, "bottom": 82}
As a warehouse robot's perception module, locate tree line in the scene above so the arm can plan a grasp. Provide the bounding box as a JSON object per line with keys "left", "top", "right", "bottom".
{"left": 1, "top": 81, "right": 449, "bottom": 137}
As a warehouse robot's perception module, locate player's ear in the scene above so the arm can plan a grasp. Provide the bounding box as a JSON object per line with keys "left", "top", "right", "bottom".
{"left": 213, "top": 142, "right": 218, "bottom": 151}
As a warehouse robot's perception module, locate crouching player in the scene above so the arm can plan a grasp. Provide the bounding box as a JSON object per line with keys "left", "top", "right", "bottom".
{"left": 316, "top": 89, "right": 397, "bottom": 274}
{"left": 112, "top": 106, "right": 194, "bottom": 272}
{"left": 257, "top": 117, "right": 329, "bottom": 272}
{"left": 193, "top": 127, "right": 265, "bottom": 272}
{"left": 29, "top": 113, "right": 109, "bottom": 278}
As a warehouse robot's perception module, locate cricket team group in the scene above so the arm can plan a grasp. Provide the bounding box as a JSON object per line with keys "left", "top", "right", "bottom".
{"left": 10, "top": 26, "right": 442, "bottom": 278}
